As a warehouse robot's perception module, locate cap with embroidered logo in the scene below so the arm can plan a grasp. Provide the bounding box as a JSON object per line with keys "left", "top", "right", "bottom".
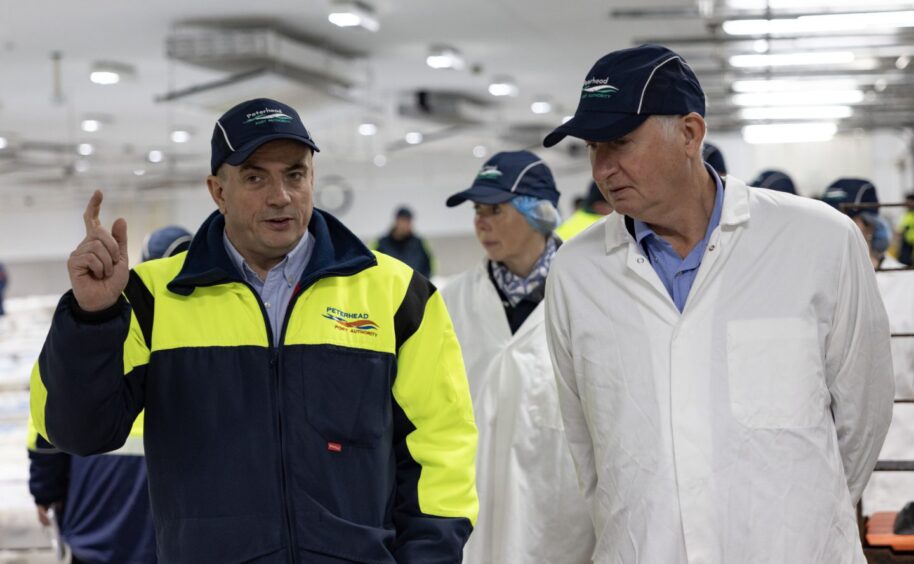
{"left": 210, "top": 98, "right": 320, "bottom": 175}
{"left": 445, "top": 150, "right": 559, "bottom": 207}
{"left": 544, "top": 44, "right": 706, "bottom": 147}
{"left": 822, "top": 178, "right": 877, "bottom": 217}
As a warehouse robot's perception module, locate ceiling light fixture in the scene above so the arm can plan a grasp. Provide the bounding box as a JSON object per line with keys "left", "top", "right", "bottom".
{"left": 472, "top": 145, "right": 487, "bottom": 158}
{"left": 133, "top": 169, "right": 146, "bottom": 176}
{"left": 81, "top": 119, "right": 101, "bottom": 133}
{"left": 732, "top": 79, "right": 858, "bottom": 93}
{"left": 147, "top": 150, "right": 164, "bottom": 163}
{"left": 729, "top": 51, "right": 855, "bottom": 67}
{"left": 740, "top": 105, "right": 853, "bottom": 120}
{"left": 373, "top": 154, "right": 387, "bottom": 167}
{"left": 723, "top": 11, "right": 914, "bottom": 36}
{"left": 732, "top": 90, "right": 864, "bottom": 106}
{"left": 0, "top": 137, "right": 8, "bottom": 150}
{"left": 531, "top": 98, "right": 553, "bottom": 114}
{"left": 405, "top": 132, "right": 423, "bottom": 144}
{"left": 77, "top": 143, "right": 94, "bottom": 156}
{"left": 328, "top": 0, "right": 380, "bottom": 32}
{"left": 488, "top": 76, "right": 518, "bottom": 97}
{"left": 742, "top": 122, "right": 838, "bottom": 144}
{"left": 74, "top": 160, "right": 90, "bottom": 173}
{"left": 89, "top": 61, "right": 134, "bottom": 85}
{"left": 170, "top": 130, "right": 192, "bottom": 144}
{"left": 358, "top": 122, "right": 378, "bottom": 136}
{"left": 426, "top": 45, "right": 466, "bottom": 70}
{"left": 728, "top": 0, "right": 912, "bottom": 8}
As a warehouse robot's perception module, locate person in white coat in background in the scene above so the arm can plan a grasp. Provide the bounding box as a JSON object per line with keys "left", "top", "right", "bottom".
{"left": 441, "top": 150, "right": 596, "bottom": 564}
{"left": 822, "top": 178, "right": 914, "bottom": 517}
{"left": 542, "top": 44, "right": 894, "bottom": 563}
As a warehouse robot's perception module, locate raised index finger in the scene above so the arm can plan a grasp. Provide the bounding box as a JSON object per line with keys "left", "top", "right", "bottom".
{"left": 83, "top": 190, "right": 103, "bottom": 234}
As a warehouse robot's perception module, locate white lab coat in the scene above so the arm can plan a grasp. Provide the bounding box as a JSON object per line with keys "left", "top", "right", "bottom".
{"left": 862, "top": 255, "right": 914, "bottom": 514}
{"left": 545, "top": 177, "right": 894, "bottom": 564}
{"left": 442, "top": 261, "right": 595, "bottom": 564}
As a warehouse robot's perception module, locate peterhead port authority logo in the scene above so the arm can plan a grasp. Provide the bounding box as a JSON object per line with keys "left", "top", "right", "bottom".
{"left": 323, "top": 307, "right": 379, "bottom": 335}
{"left": 243, "top": 108, "right": 295, "bottom": 125}
{"left": 581, "top": 77, "right": 619, "bottom": 99}
{"left": 477, "top": 165, "right": 503, "bottom": 180}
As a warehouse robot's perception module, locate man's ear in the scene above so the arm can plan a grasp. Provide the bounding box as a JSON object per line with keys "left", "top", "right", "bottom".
{"left": 682, "top": 113, "right": 708, "bottom": 158}
{"left": 206, "top": 174, "right": 227, "bottom": 214}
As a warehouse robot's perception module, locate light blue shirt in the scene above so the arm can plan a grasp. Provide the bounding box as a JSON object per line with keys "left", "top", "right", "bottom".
{"left": 633, "top": 165, "right": 724, "bottom": 312}
{"left": 223, "top": 231, "right": 314, "bottom": 345}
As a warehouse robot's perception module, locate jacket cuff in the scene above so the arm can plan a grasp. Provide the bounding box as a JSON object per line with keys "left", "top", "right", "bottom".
{"left": 65, "top": 290, "right": 127, "bottom": 323}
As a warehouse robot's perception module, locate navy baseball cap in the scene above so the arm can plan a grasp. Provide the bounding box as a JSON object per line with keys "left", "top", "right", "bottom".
{"left": 446, "top": 150, "right": 559, "bottom": 207}
{"left": 702, "top": 142, "right": 726, "bottom": 176}
{"left": 544, "top": 44, "right": 705, "bottom": 147}
{"left": 210, "top": 98, "right": 320, "bottom": 175}
{"left": 751, "top": 170, "right": 796, "bottom": 195}
{"left": 822, "top": 178, "right": 878, "bottom": 216}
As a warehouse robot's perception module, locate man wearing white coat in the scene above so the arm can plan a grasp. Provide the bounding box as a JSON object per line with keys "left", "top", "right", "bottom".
{"left": 442, "top": 150, "right": 595, "bottom": 564}
{"left": 542, "top": 44, "right": 894, "bottom": 563}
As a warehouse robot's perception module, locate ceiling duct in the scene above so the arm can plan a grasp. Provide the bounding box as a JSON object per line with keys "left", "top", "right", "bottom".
{"left": 161, "top": 25, "right": 367, "bottom": 112}
{"left": 398, "top": 90, "right": 493, "bottom": 126}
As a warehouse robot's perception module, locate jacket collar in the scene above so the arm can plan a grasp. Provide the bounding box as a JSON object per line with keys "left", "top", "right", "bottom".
{"left": 603, "top": 175, "right": 751, "bottom": 253}
{"left": 168, "top": 208, "right": 377, "bottom": 296}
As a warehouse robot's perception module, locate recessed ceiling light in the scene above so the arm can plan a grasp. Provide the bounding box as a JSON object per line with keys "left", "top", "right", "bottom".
{"left": 472, "top": 145, "right": 487, "bottom": 158}
{"left": 426, "top": 45, "right": 466, "bottom": 70}
{"left": 740, "top": 105, "right": 853, "bottom": 120}
{"left": 358, "top": 122, "right": 378, "bottom": 136}
{"left": 170, "top": 130, "right": 191, "bottom": 143}
{"left": 147, "top": 150, "right": 164, "bottom": 163}
{"left": 328, "top": 0, "right": 380, "bottom": 32}
{"left": 89, "top": 61, "right": 134, "bottom": 85}
{"left": 405, "top": 132, "right": 423, "bottom": 144}
{"left": 723, "top": 11, "right": 914, "bottom": 35}
{"left": 81, "top": 119, "right": 101, "bottom": 133}
{"left": 732, "top": 90, "right": 864, "bottom": 106}
{"left": 0, "top": 137, "right": 7, "bottom": 150}
{"left": 488, "top": 76, "right": 518, "bottom": 97}
{"left": 77, "top": 143, "right": 94, "bottom": 156}
{"left": 373, "top": 154, "right": 387, "bottom": 167}
{"left": 74, "top": 160, "right": 90, "bottom": 173}
{"left": 133, "top": 169, "right": 146, "bottom": 176}
{"left": 531, "top": 99, "right": 553, "bottom": 114}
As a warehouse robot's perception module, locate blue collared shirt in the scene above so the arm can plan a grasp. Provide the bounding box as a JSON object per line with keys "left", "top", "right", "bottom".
{"left": 223, "top": 230, "right": 314, "bottom": 345}
{"left": 633, "top": 165, "right": 724, "bottom": 312}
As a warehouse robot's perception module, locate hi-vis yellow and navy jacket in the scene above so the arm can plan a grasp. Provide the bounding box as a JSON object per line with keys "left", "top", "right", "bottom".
{"left": 30, "top": 209, "right": 479, "bottom": 564}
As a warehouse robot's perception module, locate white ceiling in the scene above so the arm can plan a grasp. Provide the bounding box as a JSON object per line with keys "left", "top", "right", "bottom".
{"left": 1, "top": 0, "right": 913, "bottom": 191}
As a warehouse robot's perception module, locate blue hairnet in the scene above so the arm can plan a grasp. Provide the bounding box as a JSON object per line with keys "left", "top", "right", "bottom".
{"left": 862, "top": 213, "right": 891, "bottom": 255}
{"left": 509, "top": 195, "right": 561, "bottom": 235}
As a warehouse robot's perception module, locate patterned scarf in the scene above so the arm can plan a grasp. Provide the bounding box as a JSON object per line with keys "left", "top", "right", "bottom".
{"left": 491, "top": 235, "right": 559, "bottom": 307}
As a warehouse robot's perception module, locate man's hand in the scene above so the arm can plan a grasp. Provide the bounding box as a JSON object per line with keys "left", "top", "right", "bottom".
{"left": 67, "top": 190, "right": 129, "bottom": 312}
{"left": 36, "top": 502, "right": 61, "bottom": 527}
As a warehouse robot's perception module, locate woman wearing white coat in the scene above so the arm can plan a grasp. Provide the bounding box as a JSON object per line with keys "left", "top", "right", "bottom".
{"left": 442, "top": 150, "right": 595, "bottom": 564}
{"left": 822, "top": 178, "right": 914, "bottom": 517}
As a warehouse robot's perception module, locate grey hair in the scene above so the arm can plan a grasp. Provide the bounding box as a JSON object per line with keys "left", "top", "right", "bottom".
{"left": 651, "top": 114, "right": 707, "bottom": 147}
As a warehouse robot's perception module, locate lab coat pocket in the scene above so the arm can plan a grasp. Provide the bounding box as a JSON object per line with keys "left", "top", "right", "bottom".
{"left": 303, "top": 345, "right": 393, "bottom": 447}
{"left": 727, "top": 318, "right": 827, "bottom": 429}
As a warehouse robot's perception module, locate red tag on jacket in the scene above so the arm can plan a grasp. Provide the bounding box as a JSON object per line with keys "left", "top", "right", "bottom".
{"left": 327, "top": 442, "right": 342, "bottom": 453}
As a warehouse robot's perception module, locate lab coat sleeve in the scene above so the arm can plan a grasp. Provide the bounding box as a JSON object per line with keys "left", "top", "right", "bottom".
{"left": 545, "top": 268, "right": 598, "bottom": 507}
{"left": 825, "top": 221, "right": 894, "bottom": 503}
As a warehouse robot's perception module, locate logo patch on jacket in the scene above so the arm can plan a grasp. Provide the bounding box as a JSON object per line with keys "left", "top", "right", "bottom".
{"left": 323, "top": 307, "right": 379, "bottom": 335}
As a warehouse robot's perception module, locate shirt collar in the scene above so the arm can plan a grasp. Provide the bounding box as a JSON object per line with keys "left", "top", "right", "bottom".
{"left": 632, "top": 163, "right": 725, "bottom": 246}
{"left": 223, "top": 229, "right": 314, "bottom": 284}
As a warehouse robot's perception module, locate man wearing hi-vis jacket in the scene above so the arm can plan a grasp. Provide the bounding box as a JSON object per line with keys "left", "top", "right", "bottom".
{"left": 30, "top": 98, "right": 478, "bottom": 563}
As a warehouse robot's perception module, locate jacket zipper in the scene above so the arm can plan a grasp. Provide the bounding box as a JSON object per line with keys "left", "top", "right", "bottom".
{"left": 243, "top": 282, "right": 298, "bottom": 564}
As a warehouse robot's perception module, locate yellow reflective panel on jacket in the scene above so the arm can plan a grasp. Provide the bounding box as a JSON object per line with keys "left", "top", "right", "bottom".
{"left": 394, "top": 290, "right": 479, "bottom": 526}
{"left": 554, "top": 209, "right": 603, "bottom": 242}
{"left": 134, "top": 256, "right": 269, "bottom": 351}
{"left": 284, "top": 253, "right": 406, "bottom": 354}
